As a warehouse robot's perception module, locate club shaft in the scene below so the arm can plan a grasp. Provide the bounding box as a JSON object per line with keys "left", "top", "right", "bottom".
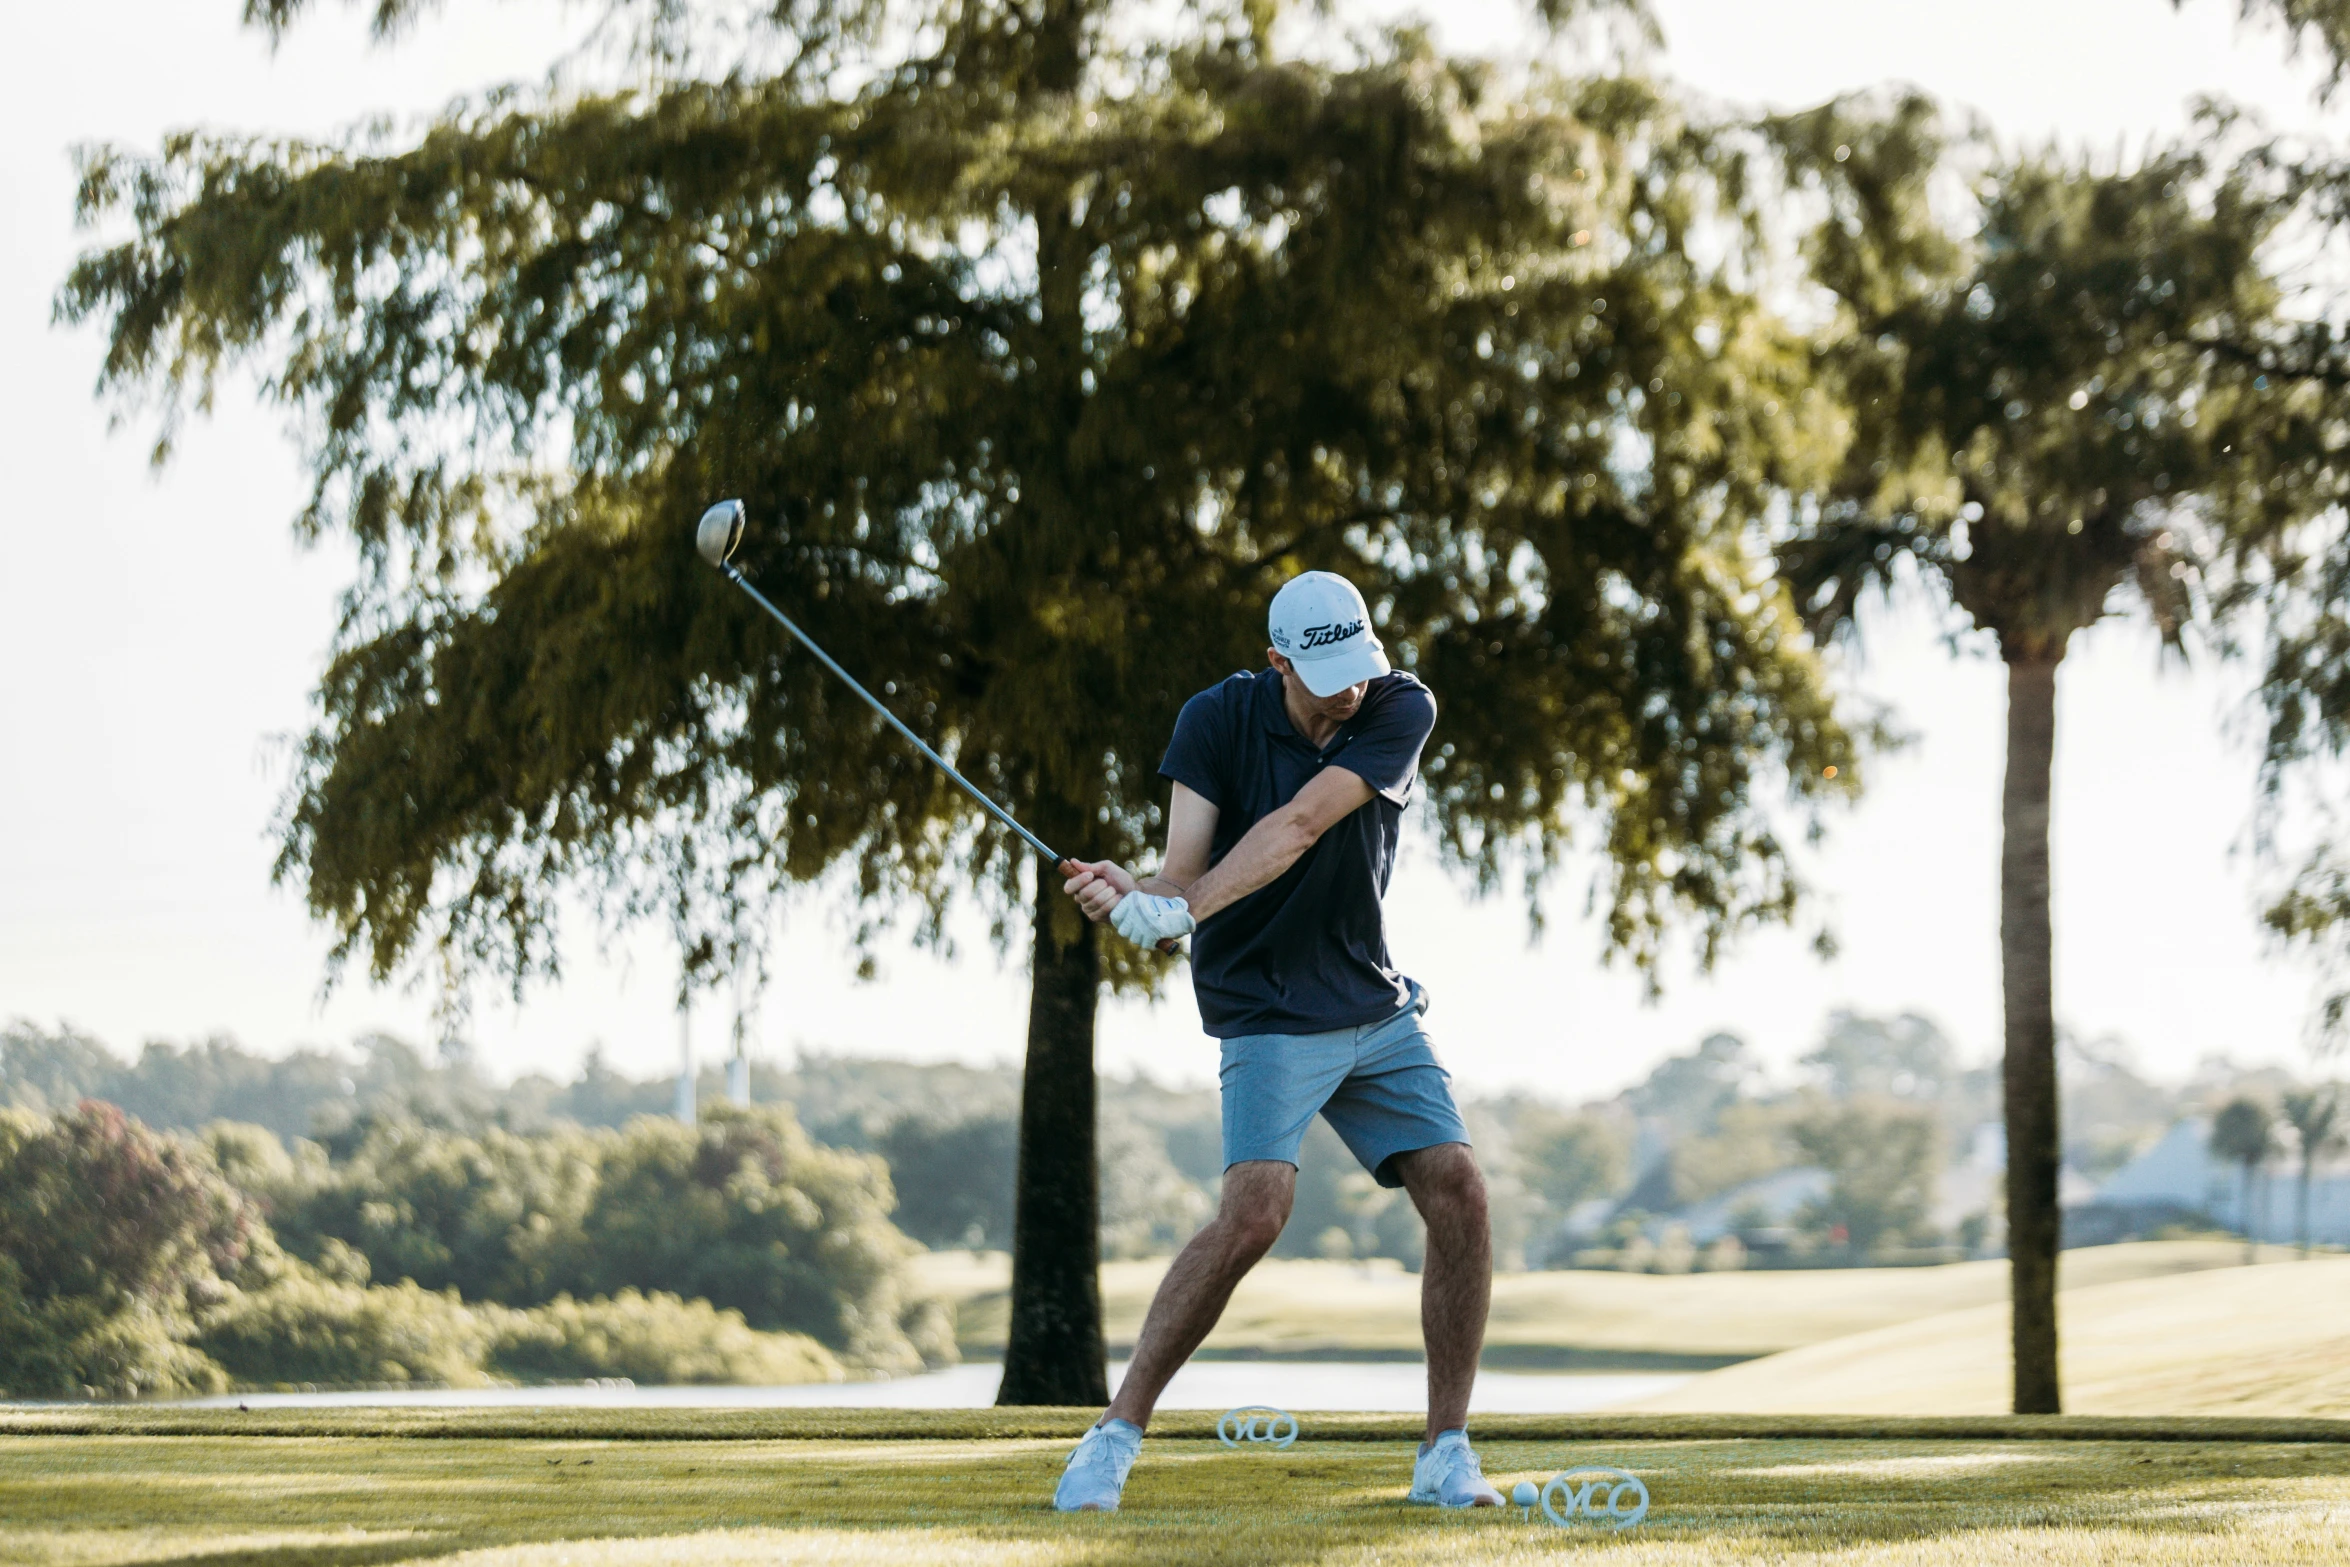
{"left": 720, "top": 566, "right": 1066, "bottom": 866}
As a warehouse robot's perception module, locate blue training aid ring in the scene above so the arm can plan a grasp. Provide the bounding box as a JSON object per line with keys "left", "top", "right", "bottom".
{"left": 1539, "top": 1467, "right": 1650, "bottom": 1530}
{"left": 1216, "top": 1406, "right": 1300, "bottom": 1449}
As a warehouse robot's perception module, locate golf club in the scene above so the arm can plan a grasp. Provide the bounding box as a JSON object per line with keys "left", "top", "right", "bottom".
{"left": 695, "top": 498, "right": 1068, "bottom": 867}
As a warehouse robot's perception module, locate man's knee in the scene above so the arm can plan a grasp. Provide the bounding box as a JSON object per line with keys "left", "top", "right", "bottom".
{"left": 1402, "top": 1143, "right": 1488, "bottom": 1230}
{"left": 1217, "top": 1160, "right": 1295, "bottom": 1256}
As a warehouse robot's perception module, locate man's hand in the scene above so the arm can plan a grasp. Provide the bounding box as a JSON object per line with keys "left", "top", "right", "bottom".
{"left": 1061, "top": 859, "right": 1138, "bottom": 924}
{"left": 1111, "top": 891, "right": 1196, "bottom": 948}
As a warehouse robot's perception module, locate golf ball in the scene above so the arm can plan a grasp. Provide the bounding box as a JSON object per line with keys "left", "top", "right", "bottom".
{"left": 1511, "top": 1480, "right": 1539, "bottom": 1507}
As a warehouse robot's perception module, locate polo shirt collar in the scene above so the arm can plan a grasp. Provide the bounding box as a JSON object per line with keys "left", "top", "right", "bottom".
{"left": 1255, "top": 665, "right": 1361, "bottom": 757}
{"left": 1255, "top": 666, "right": 1302, "bottom": 738}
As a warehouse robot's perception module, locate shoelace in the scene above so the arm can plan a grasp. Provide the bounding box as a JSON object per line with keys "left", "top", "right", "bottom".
{"left": 1428, "top": 1441, "right": 1487, "bottom": 1492}
{"left": 1069, "top": 1428, "right": 1133, "bottom": 1475}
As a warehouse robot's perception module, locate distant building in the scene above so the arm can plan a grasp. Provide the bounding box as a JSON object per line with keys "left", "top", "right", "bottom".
{"left": 1667, "top": 1166, "right": 1830, "bottom": 1244}
{"left": 2085, "top": 1117, "right": 2350, "bottom": 1246}
{"left": 1936, "top": 1122, "right": 2006, "bottom": 1245}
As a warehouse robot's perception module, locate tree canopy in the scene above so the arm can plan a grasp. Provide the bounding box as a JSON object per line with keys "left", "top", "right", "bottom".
{"left": 62, "top": 0, "right": 1859, "bottom": 992}
{"left": 2203, "top": 0, "right": 2350, "bottom": 93}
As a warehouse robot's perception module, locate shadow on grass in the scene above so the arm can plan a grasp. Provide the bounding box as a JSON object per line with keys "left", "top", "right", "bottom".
{"left": 133, "top": 1543, "right": 462, "bottom": 1567}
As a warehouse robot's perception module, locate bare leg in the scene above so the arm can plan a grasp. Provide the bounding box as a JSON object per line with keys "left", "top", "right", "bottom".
{"left": 1102, "top": 1160, "right": 1295, "bottom": 1431}
{"left": 1396, "top": 1142, "right": 1491, "bottom": 1442}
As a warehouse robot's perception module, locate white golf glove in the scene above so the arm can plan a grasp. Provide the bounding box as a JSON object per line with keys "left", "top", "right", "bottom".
{"left": 1111, "top": 891, "right": 1196, "bottom": 948}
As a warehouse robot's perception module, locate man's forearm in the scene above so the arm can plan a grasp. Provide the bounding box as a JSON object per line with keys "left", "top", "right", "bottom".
{"left": 1149, "top": 810, "right": 1317, "bottom": 923}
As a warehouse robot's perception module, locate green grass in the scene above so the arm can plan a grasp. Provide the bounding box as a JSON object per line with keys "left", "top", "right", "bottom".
{"left": 6, "top": 1412, "right": 2350, "bottom": 1565}
{"left": 919, "top": 1240, "right": 2299, "bottom": 1368}
{"left": 1632, "top": 1255, "right": 2350, "bottom": 1418}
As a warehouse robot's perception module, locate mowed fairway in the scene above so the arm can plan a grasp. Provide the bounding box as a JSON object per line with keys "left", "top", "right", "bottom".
{"left": 6, "top": 1411, "right": 2350, "bottom": 1566}
{"left": 1629, "top": 1257, "right": 2350, "bottom": 1417}
{"left": 922, "top": 1241, "right": 2297, "bottom": 1367}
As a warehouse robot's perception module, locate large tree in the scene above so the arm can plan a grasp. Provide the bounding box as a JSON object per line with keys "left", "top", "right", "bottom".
{"left": 1775, "top": 96, "right": 2336, "bottom": 1411}
{"left": 2228, "top": 144, "right": 2350, "bottom": 1044}
{"left": 2198, "top": 0, "right": 2350, "bottom": 92}
{"left": 62, "top": 0, "right": 1861, "bottom": 1401}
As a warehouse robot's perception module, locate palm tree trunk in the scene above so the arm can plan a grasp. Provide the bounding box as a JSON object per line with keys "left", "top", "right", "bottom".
{"left": 997, "top": 871, "right": 1108, "bottom": 1406}
{"left": 2002, "top": 654, "right": 2063, "bottom": 1415}
{"left": 2299, "top": 1159, "right": 2313, "bottom": 1257}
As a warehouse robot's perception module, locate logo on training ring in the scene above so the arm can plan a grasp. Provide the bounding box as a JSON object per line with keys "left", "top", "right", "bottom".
{"left": 1540, "top": 1468, "right": 1649, "bottom": 1530}
{"left": 1299, "top": 619, "right": 1364, "bottom": 649}
{"left": 1216, "top": 1406, "right": 1299, "bottom": 1448}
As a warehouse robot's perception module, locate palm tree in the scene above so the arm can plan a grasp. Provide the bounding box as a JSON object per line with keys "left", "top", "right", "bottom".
{"left": 2210, "top": 1096, "right": 2279, "bottom": 1262}
{"left": 2278, "top": 1087, "right": 2344, "bottom": 1256}
{"left": 1773, "top": 101, "right": 2325, "bottom": 1412}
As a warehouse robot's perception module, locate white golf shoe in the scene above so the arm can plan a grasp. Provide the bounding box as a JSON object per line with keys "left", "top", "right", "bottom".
{"left": 1053, "top": 1418, "right": 1143, "bottom": 1512}
{"left": 1408, "top": 1429, "right": 1505, "bottom": 1508}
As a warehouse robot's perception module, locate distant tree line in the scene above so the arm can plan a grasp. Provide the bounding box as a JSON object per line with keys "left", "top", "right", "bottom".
{"left": 1556, "top": 1010, "right": 2309, "bottom": 1269}
{"left": 0, "top": 1019, "right": 1628, "bottom": 1274}
{"left": 14, "top": 1011, "right": 2283, "bottom": 1293}
{"left": 0, "top": 1067, "right": 950, "bottom": 1398}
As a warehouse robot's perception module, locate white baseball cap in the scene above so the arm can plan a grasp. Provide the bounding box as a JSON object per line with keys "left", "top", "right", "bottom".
{"left": 1267, "top": 570, "right": 1390, "bottom": 698}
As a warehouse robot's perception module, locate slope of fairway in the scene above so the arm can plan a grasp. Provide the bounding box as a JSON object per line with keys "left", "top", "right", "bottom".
{"left": 919, "top": 1240, "right": 2290, "bottom": 1367}
{"left": 1628, "top": 1256, "right": 2350, "bottom": 1416}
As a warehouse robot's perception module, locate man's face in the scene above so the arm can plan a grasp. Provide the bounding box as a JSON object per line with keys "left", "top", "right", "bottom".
{"left": 1269, "top": 650, "right": 1367, "bottom": 722}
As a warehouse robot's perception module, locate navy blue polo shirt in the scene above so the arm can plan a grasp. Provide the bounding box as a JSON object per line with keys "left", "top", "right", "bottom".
{"left": 1158, "top": 667, "right": 1437, "bottom": 1038}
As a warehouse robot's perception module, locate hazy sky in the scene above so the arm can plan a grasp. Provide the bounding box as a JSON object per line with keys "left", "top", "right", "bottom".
{"left": 0, "top": 0, "right": 2339, "bottom": 1098}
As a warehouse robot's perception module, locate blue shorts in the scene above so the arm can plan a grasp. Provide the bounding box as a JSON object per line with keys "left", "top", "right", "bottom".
{"left": 1218, "top": 984, "right": 1469, "bottom": 1189}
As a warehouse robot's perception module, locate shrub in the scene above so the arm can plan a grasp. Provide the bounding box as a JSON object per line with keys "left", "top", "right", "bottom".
{"left": 562, "top": 1107, "right": 941, "bottom": 1371}
{"left": 194, "top": 1266, "right": 495, "bottom": 1388}
{"left": 0, "top": 1102, "right": 953, "bottom": 1393}
{"left": 0, "top": 1102, "right": 257, "bottom": 1315}
{"left": 195, "top": 1271, "right": 857, "bottom": 1390}
{"left": 0, "top": 1103, "right": 260, "bottom": 1397}
{"left": 0, "top": 1253, "right": 228, "bottom": 1399}
{"left": 491, "top": 1291, "right": 843, "bottom": 1385}
{"left": 263, "top": 1105, "right": 946, "bottom": 1372}
{"left": 269, "top": 1119, "right": 599, "bottom": 1303}
{"left": 198, "top": 1121, "right": 329, "bottom": 1219}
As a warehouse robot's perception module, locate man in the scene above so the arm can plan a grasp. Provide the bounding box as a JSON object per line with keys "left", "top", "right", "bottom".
{"left": 1051, "top": 568, "right": 1502, "bottom": 1514}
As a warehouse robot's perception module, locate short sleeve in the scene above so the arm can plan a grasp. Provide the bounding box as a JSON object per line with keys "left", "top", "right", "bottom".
{"left": 1158, "top": 685, "right": 1231, "bottom": 807}
{"left": 1330, "top": 678, "right": 1436, "bottom": 807}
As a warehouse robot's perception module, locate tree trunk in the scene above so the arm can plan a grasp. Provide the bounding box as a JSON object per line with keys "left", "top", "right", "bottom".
{"left": 2001, "top": 654, "right": 2063, "bottom": 1415}
{"left": 997, "top": 870, "right": 1107, "bottom": 1406}
{"left": 2299, "top": 1161, "right": 2313, "bottom": 1257}
{"left": 2241, "top": 1165, "right": 2257, "bottom": 1264}
{"left": 991, "top": 63, "right": 1107, "bottom": 1406}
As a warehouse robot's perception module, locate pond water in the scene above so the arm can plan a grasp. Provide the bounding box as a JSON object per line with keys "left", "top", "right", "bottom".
{"left": 174, "top": 1362, "right": 1687, "bottom": 1413}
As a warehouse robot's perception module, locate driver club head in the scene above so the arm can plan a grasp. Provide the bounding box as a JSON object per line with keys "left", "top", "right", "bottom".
{"left": 696, "top": 499, "right": 747, "bottom": 568}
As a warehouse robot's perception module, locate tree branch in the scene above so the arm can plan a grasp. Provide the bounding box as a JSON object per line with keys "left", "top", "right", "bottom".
{"left": 2188, "top": 334, "right": 2350, "bottom": 389}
